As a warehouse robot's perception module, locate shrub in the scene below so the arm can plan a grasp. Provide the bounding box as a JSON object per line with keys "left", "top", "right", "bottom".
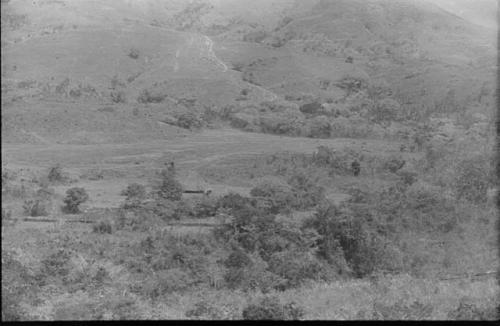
{"left": 150, "top": 268, "right": 196, "bottom": 297}
{"left": 40, "top": 249, "right": 72, "bottom": 278}
{"left": 250, "top": 178, "right": 295, "bottom": 213}
{"left": 242, "top": 70, "right": 260, "bottom": 85}
{"left": 422, "top": 143, "right": 445, "bottom": 171}
{"left": 404, "top": 182, "right": 457, "bottom": 232}
{"left": 216, "top": 193, "right": 254, "bottom": 212}
{"left": 2, "top": 250, "right": 37, "bottom": 321}
{"left": 306, "top": 116, "right": 331, "bottom": 138}
{"left": 287, "top": 172, "right": 325, "bottom": 210}
{"left": 283, "top": 301, "right": 305, "bottom": 320}
{"left": 93, "top": 220, "right": 113, "bottom": 234}
{"left": 299, "top": 101, "right": 323, "bottom": 115}
{"left": 224, "top": 248, "right": 252, "bottom": 269}
{"left": 185, "top": 301, "right": 221, "bottom": 319}
{"left": 454, "top": 156, "right": 491, "bottom": 204}
{"left": 336, "top": 76, "right": 368, "bottom": 95}
{"left": 231, "top": 62, "right": 245, "bottom": 72}
{"left": 223, "top": 252, "right": 285, "bottom": 293}
{"left": 447, "top": 297, "right": 498, "bottom": 320}
{"left": 48, "top": 164, "right": 64, "bottom": 183}
{"left": 2, "top": 208, "right": 12, "bottom": 220}
{"left": 149, "top": 198, "right": 192, "bottom": 221}
{"left": 268, "top": 250, "right": 328, "bottom": 289}
{"left": 192, "top": 197, "right": 218, "bottom": 218}
{"left": 383, "top": 156, "right": 406, "bottom": 173}
{"left": 304, "top": 202, "right": 388, "bottom": 277}
{"left": 230, "top": 112, "right": 256, "bottom": 129}
{"left": 156, "top": 169, "right": 183, "bottom": 201}
{"left": 121, "top": 183, "right": 146, "bottom": 208}
{"left": 110, "top": 91, "right": 126, "bottom": 103}
{"left": 121, "top": 183, "right": 146, "bottom": 200}
{"left": 69, "top": 88, "right": 81, "bottom": 98}
{"left": 36, "top": 186, "right": 55, "bottom": 200}
{"left": 259, "top": 114, "right": 303, "bottom": 136}
{"left": 372, "top": 300, "right": 434, "bottom": 320}
{"left": 397, "top": 169, "right": 418, "bottom": 186}
{"left": 242, "top": 296, "right": 304, "bottom": 320}
{"left": 371, "top": 98, "right": 401, "bottom": 123}
{"left": 137, "top": 89, "right": 166, "bottom": 103}
{"left": 177, "top": 112, "right": 202, "bottom": 130}
{"left": 128, "top": 47, "right": 140, "bottom": 59}
{"left": 243, "top": 30, "right": 268, "bottom": 43}
{"left": 347, "top": 186, "right": 370, "bottom": 203}
{"left": 63, "top": 187, "right": 89, "bottom": 214}
{"left": 23, "top": 199, "right": 49, "bottom": 217}
{"left": 313, "top": 145, "right": 334, "bottom": 166}
{"left": 1, "top": 289, "right": 23, "bottom": 321}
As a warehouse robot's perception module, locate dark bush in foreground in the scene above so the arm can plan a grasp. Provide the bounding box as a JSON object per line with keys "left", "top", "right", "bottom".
{"left": 242, "top": 296, "right": 305, "bottom": 320}
{"left": 304, "top": 202, "right": 389, "bottom": 277}
{"left": 371, "top": 300, "right": 434, "bottom": 320}
{"left": 144, "top": 269, "right": 195, "bottom": 298}
{"left": 63, "top": 187, "right": 89, "bottom": 214}
{"left": 185, "top": 301, "right": 221, "bottom": 319}
{"left": 268, "top": 250, "right": 329, "bottom": 289}
{"left": 242, "top": 296, "right": 286, "bottom": 320}
{"left": 2, "top": 250, "right": 37, "bottom": 321}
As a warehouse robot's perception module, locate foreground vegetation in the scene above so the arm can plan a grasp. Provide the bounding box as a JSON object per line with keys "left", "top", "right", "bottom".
{"left": 2, "top": 125, "right": 498, "bottom": 320}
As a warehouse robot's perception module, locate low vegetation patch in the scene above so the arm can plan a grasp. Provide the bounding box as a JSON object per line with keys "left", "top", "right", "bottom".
{"left": 63, "top": 187, "right": 89, "bottom": 214}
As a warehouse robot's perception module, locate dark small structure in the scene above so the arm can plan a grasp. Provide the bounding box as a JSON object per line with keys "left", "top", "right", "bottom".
{"left": 183, "top": 189, "right": 212, "bottom": 196}
{"left": 351, "top": 160, "right": 361, "bottom": 176}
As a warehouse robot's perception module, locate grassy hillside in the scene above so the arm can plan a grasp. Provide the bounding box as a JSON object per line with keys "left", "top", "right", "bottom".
{"left": 2, "top": 0, "right": 496, "bottom": 145}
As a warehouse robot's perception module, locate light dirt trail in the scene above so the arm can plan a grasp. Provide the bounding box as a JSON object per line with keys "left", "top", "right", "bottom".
{"left": 200, "top": 34, "right": 278, "bottom": 101}
{"left": 122, "top": 19, "right": 280, "bottom": 102}
{"left": 201, "top": 35, "right": 228, "bottom": 72}
{"left": 173, "top": 49, "right": 180, "bottom": 72}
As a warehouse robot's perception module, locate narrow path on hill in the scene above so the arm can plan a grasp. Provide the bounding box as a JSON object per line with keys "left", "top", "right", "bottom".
{"left": 127, "top": 20, "right": 279, "bottom": 102}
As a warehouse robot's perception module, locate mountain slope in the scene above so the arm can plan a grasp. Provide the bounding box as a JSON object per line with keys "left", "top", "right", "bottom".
{"left": 1, "top": 0, "right": 496, "bottom": 145}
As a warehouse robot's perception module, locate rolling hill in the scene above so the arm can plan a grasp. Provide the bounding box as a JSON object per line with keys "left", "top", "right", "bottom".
{"left": 1, "top": 0, "right": 496, "bottom": 144}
